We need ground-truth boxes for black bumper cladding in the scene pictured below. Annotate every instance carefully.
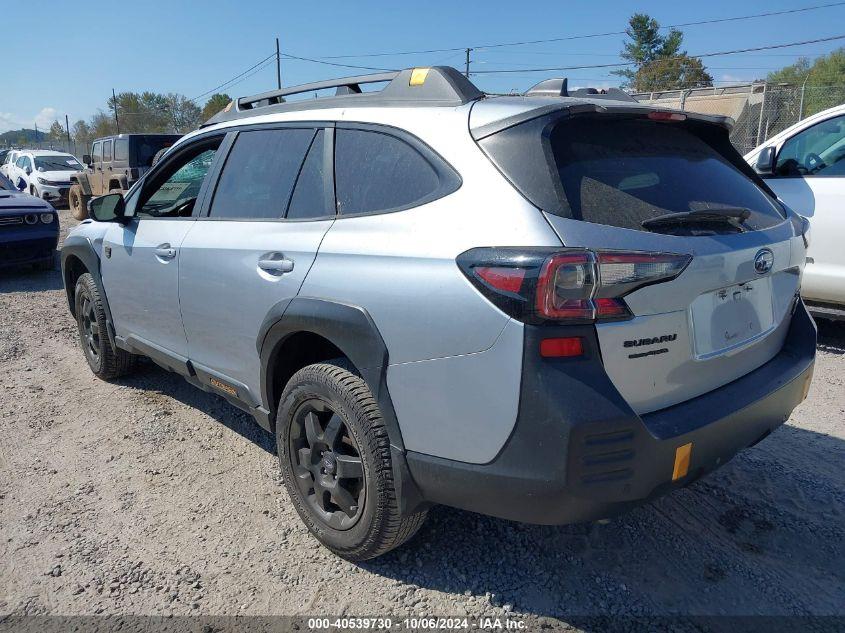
[406,301,816,525]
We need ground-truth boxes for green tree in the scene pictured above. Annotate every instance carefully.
[201,93,231,121]
[767,48,845,117]
[614,13,712,92]
[48,121,66,142]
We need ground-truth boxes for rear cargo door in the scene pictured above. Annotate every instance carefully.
[478,112,803,414]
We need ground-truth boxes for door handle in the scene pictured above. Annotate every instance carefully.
[258,255,294,274]
[154,244,177,260]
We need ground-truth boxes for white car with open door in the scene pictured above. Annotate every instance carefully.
[747,104,845,320]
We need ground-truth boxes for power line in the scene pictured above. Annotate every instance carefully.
[279,52,395,72]
[190,53,277,103]
[301,1,845,59]
[471,33,845,73]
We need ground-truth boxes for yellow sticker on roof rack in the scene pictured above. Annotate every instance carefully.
[410,68,430,86]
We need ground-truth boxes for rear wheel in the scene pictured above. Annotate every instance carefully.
[74,273,137,379]
[68,185,89,220]
[277,361,427,561]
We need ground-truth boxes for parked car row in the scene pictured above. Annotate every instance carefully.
[0,150,83,206]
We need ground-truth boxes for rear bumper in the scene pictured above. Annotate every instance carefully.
[406,300,816,524]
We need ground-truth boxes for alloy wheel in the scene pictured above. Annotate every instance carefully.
[289,398,365,530]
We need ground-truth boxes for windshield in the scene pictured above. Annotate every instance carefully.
[34,155,82,172]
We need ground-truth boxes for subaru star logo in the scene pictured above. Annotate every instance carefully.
[754,248,774,274]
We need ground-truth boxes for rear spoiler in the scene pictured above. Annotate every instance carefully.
[470,101,734,141]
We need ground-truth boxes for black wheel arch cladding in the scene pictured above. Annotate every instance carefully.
[61,236,118,348]
[259,297,426,515]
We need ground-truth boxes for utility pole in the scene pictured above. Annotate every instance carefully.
[465,48,472,78]
[34,122,39,146]
[276,38,282,89]
[65,114,72,153]
[112,88,121,134]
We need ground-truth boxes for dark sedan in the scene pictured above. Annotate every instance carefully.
[0,172,59,270]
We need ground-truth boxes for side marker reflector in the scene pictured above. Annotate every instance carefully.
[672,442,692,481]
[410,67,430,86]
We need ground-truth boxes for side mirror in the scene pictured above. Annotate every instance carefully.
[754,146,776,176]
[88,193,127,223]
[25,166,32,175]
[82,154,92,166]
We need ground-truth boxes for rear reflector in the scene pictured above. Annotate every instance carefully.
[540,337,583,358]
[672,442,693,480]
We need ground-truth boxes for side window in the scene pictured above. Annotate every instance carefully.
[16,156,26,168]
[287,130,329,219]
[209,128,314,220]
[776,115,845,177]
[334,129,441,215]
[92,142,102,164]
[103,140,113,162]
[136,139,221,218]
[114,139,129,162]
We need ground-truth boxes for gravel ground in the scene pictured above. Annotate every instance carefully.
[0,207,843,628]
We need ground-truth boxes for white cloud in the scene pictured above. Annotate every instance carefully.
[34,107,59,130]
[0,107,62,133]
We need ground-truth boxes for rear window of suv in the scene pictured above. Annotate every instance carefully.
[480,114,785,233]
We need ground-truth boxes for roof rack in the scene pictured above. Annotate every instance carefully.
[524,78,638,103]
[204,66,484,127]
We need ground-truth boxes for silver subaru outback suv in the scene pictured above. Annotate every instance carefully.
[62,67,816,560]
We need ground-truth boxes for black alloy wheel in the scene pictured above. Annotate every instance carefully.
[289,398,365,530]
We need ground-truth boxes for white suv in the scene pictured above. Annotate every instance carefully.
[7,150,83,205]
[747,104,845,320]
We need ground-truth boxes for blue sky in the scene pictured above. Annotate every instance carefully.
[2,0,844,133]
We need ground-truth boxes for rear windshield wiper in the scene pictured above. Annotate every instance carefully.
[641,207,751,232]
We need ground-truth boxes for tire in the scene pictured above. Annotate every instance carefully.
[74,273,137,379]
[68,185,89,220]
[277,361,427,561]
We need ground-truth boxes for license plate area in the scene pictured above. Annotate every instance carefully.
[690,278,775,359]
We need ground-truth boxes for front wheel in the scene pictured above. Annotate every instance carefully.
[277,362,427,561]
[74,273,137,379]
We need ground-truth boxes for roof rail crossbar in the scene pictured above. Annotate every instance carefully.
[202,67,485,126]
[238,72,398,110]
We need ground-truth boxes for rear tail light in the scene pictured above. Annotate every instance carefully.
[458,247,691,324]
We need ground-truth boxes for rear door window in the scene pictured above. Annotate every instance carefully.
[287,130,330,219]
[334,129,441,215]
[209,128,314,220]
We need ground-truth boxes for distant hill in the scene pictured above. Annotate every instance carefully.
[0,128,45,147]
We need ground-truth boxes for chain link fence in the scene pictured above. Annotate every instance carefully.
[1,137,84,159]
[632,83,845,155]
